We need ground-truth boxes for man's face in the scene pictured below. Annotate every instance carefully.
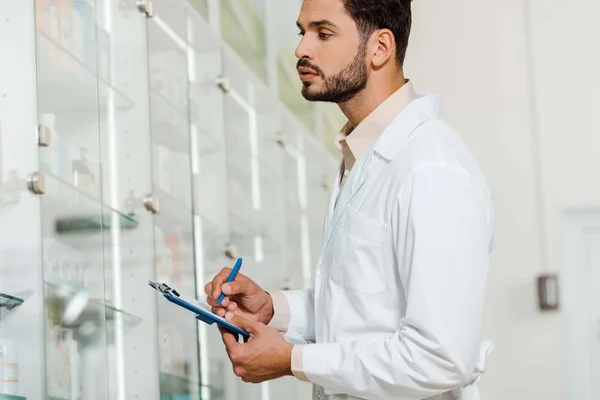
[296,0,368,103]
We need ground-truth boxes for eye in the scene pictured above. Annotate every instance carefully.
[318,32,332,40]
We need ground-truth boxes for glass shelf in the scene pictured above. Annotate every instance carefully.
[159,372,198,400]
[0,292,25,319]
[150,91,192,155]
[45,281,142,331]
[159,372,219,399]
[149,86,203,129]
[188,0,208,18]
[0,394,27,400]
[36,30,134,115]
[0,291,29,322]
[151,87,191,124]
[40,172,139,235]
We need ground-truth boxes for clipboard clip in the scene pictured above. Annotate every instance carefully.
[148,281,180,297]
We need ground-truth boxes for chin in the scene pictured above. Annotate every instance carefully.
[301,85,324,101]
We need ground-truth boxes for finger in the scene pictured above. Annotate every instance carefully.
[210,268,233,299]
[228,314,259,334]
[206,296,219,307]
[204,282,212,298]
[212,307,226,317]
[221,328,239,353]
[227,302,238,312]
[219,296,231,308]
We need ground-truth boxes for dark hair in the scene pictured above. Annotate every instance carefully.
[342,0,412,66]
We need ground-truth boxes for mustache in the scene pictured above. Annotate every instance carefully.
[297,58,324,77]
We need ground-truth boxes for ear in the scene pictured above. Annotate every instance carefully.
[370,29,395,68]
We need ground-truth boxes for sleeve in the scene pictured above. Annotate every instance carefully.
[268,289,316,344]
[294,165,493,399]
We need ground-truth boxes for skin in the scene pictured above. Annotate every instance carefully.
[295,0,407,126]
[206,0,410,384]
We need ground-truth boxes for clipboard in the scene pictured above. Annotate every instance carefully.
[148,281,250,342]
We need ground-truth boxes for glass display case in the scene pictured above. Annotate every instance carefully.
[33,0,161,399]
[220,0,268,83]
[0,0,336,399]
[222,46,281,400]
[187,9,231,400]
[147,0,200,398]
[0,2,44,399]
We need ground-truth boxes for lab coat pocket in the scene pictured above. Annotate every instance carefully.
[331,210,387,294]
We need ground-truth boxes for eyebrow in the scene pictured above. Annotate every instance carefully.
[296,20,338,30]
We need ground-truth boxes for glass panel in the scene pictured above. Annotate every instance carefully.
[34,0,109,398]
[220,0,267,82]
[188,0,208,19]
[280,117,305,291]
[321,103,346,155]
[40,173,110,399]
[304,138,335,271]
[96,1,160,399]
[277,49,314,131]
[147,2,200,398]
[0,2,45,399]
[256,109,286,293]
[187,14,230,400]
[222,46,285,400]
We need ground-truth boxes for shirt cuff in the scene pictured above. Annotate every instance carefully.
[267,291,291,332]
[291,344,309,382]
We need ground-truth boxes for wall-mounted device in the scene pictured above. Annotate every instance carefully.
[537,274,559,311]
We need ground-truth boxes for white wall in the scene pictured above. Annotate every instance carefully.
[406,0,599,398]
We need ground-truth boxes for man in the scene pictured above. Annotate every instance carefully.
[205,0,494,398]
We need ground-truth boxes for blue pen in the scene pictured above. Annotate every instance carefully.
[217,258,243,305]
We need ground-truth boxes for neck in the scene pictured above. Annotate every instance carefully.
[338,73,406,128]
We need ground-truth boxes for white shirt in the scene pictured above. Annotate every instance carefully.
[271,91,494,400]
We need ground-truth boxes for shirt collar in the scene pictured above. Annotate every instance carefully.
[334,80,418,160]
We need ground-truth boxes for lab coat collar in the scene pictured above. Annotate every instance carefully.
[322,93,443,248]
[373,93,444,161]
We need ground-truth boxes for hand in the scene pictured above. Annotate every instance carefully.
[204,268,274,325]
[220,315,293,383]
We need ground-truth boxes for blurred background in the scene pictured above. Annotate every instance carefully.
[0,0,598,400]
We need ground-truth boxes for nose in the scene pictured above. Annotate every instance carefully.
[295,35,314,60]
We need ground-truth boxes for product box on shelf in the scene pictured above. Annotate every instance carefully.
[72,0,95,70]
[0,339,18,395]
[36,0,60,40]
[47,327,79,399]
[154,226,173,279]
[164,233,181,283]
[58,0,74,49]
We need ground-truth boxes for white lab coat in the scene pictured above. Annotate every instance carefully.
[282,94,494,400]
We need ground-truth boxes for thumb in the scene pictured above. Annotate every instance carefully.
[228,314,260,334]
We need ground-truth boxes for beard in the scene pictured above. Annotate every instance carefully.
[299,42,368,104]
